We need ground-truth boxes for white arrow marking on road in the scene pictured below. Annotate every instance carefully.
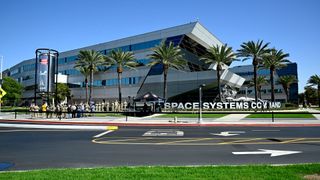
[211,131,245,137]
[232,149,302,157]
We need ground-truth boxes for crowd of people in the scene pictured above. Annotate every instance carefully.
[29,100,130,120]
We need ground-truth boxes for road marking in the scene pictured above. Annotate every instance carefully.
[211,131,245,137]
[92,137,320,146]
[157,138,212,145]
[219,138,263,145]
[93,130,115,138]
[252,130,280,132]
[107,137,153,142]
[143,129,184,137]
[280,138,305,144]
[92,137,153,144]
[106,126,118,130]
[232,149,302,157]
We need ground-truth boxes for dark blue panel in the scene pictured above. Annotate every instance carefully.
[165,35,183,46]
[276,63,298,76]
[148,64,164,76]
[276,63,298,103]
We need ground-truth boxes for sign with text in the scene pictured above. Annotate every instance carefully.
[165,101,281,110]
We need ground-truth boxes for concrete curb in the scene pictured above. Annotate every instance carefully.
[1,119,320,127]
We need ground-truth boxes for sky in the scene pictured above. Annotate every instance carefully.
[0,0,319,92]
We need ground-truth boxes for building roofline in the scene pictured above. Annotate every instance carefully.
[60,21,199,56]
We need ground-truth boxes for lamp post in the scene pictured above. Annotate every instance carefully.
[245,86,248,100]
[198,84,206,124]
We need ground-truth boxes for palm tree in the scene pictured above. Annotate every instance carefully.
[307,74,320,107]
[147,41,186,100]
[237,40,270,102]
[249,76,268,99]
[262,48,290,102]
[201,44,237,102]
[105,49,138,104]
[277,75,297,103]
[74,66,90,104]
[75,50,104,103]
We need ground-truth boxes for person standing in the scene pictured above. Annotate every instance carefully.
[41,102,47,118]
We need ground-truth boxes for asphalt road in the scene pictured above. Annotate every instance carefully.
[1,126,320,170]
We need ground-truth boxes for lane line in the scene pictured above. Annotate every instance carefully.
[280,138,306,144]
[92,138,320,146]
[219,138,263,145]
[157,138,212,145]
[93,130,114,138]
[252,130,280,132]
[106,137,154,142]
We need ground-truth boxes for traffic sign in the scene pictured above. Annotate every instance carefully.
[0,87,6,98]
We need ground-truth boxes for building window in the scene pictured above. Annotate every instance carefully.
[67,56,77,63]
[23,64,35,71]
[166,35,183,46]
[22,75,33,81]
[131,39,161,51]
[10,68,20,75]
[136,59,151,66]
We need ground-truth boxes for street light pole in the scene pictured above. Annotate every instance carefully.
[198,84,206,124]
[245,86,248,100]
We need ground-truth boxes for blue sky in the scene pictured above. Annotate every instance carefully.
[0,0,319,92]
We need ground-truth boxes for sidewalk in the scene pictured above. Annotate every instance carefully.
[1,109,320,127]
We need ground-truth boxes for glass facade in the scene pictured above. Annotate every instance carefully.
[131,39,161,51]
[23,64,35,72]
[78,76,142,88]
[67,56,77,63]
[230,63,298,103]
[22,75,34,81]
[10,68,20,75]
[165,35,183,46]
[136,59,151,65]
[58,57,67,64]
[59,69,81,75]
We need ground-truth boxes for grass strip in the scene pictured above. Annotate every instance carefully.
[159,113,226,118]
[1,164,320,179]
[246,113,315,118]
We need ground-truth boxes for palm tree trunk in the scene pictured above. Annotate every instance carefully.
[286,87,289,103]
[253,59,258,103]
[217,68,221,102]
[85,78,88,104]
[89,70,93,102]
[270,69,275,102]
[163,65,168,100]
[258,86,262,99]
[118,72,122,104]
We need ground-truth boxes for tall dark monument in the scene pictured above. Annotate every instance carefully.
[34,48,59,105]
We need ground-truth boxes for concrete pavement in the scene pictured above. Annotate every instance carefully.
[0,108,320,127]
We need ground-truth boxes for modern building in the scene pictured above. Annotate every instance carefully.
[229,63,298,104]
[3,22,245,104]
